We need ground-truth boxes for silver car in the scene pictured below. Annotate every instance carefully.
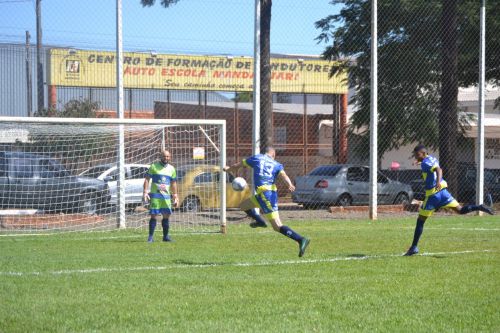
[79,164,150,207]
[292,164,413,208]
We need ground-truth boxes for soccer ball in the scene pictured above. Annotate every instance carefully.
[232,177,247,191]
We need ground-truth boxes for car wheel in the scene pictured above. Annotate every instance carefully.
[337,194,352,207]
[79,192,97,215]
[393,193,410,206]
[181,196,201,213]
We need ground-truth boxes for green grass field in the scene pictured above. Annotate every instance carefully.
[1,215,499,332]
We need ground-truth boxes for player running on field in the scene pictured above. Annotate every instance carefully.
[404,145,494,256]
[224,147,310,257]
[143,150,179,243]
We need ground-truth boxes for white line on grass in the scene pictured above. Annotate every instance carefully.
[427,227,500,231]
[0,250,493,277]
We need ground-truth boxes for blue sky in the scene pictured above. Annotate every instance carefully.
[0,0,340,56]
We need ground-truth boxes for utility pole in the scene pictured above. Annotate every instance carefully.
[476,0,486,209]
[26,31,33,117]
[36,0,44,113]
[116,0,126,229]
[369,0,378,220]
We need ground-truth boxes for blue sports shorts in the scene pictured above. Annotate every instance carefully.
[419,188,459,217]
[250,190,279,219]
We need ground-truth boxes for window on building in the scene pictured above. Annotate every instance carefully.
[274,127,287,151]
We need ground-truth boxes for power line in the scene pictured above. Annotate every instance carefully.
[0,0,32,3]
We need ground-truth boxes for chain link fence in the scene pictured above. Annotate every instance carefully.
[0,0,499,227]
[322,1,500,215]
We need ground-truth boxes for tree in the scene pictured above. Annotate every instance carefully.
[141,0,274,151]
[316,0,500,188]
[233,92,253,103]
[35,99,103,118]
[23,99,109,170]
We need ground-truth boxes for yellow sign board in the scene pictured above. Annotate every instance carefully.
[193,147,205,160]
[49,49,348,94]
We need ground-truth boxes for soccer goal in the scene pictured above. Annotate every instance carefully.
[0,117,226,234]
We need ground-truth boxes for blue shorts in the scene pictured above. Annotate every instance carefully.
[251,190,279,219]
[419,188,459,217]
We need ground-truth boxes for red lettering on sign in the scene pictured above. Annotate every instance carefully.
[161,69,206,77]
[124,66,155,75]
[270,71,295,80]
[212,71,253,79]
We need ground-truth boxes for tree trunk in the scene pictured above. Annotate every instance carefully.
[440,0,458,192]
[260,0,273,151]
[332,94,339,162]
[339,93,348,164]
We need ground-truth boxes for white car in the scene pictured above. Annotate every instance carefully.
[79,164,149,206]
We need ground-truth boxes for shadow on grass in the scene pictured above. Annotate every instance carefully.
[425,254,447,259]
[172,259,223,266]
[96,238,145,243]
[346,253,368,258]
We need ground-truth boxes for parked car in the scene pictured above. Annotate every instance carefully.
[0,152,110,214]
[176,164,251,212]
[411,168,500,203]
[292,164,413,208]
[79,163,149,208]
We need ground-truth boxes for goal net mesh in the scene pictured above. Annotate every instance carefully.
[0,120,224,234]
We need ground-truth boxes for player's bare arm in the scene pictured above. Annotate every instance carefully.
[143,175,151,202]
[223,161,244,175]
[171,180,179,208]
[435,166,443,191]
[279,170,295,192]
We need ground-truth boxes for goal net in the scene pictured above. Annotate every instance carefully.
[0,117,226,234]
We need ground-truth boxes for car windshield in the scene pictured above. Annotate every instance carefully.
[80,166,110,178]
[309,166,341,176]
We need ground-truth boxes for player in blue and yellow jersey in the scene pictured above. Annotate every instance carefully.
[404,145,494,256]
[143,150,179,243]
[224,147,310,257]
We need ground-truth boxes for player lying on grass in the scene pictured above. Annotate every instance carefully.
[224,147,310,257]
[143,150,179,243]
[405,145,494,256]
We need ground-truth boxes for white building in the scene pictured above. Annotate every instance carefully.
[381,85,500,169]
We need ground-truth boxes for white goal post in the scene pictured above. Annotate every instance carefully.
[0,116,226,234]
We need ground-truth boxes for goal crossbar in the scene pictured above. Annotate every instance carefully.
[0,116,226,127]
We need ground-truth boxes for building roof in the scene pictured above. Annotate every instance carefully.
[458,84,500,102]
